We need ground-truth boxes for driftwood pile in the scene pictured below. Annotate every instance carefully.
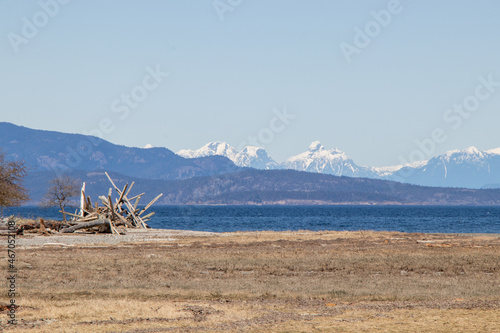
[1,172,163,235]
[62,172,163,234]
[0,218,65,235]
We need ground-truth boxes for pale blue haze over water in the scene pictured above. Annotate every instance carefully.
[4,206,500,234]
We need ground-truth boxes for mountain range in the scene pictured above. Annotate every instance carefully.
[177,141,500,189]
[178,142,278,170]
[2,122,500,206]
[0,122,240,181]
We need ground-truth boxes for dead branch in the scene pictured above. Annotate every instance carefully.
[60,218,110,233]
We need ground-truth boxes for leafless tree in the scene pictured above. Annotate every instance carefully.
[42,176,80,221]
[0,150,29,216]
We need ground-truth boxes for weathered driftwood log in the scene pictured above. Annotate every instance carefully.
[60,218,111,233]
[22,220,70,231]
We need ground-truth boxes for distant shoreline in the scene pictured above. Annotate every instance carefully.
[14,202,500,207]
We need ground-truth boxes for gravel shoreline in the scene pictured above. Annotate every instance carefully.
[12,228,500,248]
[16,229,218,248]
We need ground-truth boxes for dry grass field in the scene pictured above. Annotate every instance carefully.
[1,229,499,332]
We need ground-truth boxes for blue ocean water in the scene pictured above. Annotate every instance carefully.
[3,205,500,234]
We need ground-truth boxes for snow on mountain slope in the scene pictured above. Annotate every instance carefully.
[177,141,239,161]
[177,141,500,188]
[440,146,487,164]
[234,146,278,169]
[371,159,432,178]
[428,147,490,180]
[281,141,376,178]
[371,165,404,177]
[389,146,500,188]
[486,147,500,155]
[177,142,278,169]
[281,143,500,188]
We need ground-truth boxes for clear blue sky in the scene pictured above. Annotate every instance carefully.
[1,0,499,166]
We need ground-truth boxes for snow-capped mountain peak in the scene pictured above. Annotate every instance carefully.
[440,146,485,163]
[203,141,238,159]
[308,141,323,152]
[240,146,262,156]
[397,145,499,188]
[283,142,374,177]
[235,146,278,169]
[177,141,500,188]
[177,142,278,169]
[287,141,346,161]
[464,146,481,155]
[308,140,344,155]
[177,141,238,160]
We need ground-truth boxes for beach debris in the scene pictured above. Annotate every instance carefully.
[0,216,28,236]
[41,243,74,247]
[183,305,221,322]
[425,243,453,248]
[0,302,19,312]
[60,172,163,234]
[1,172,162,235]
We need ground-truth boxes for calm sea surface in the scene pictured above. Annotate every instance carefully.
[3,205,500,234]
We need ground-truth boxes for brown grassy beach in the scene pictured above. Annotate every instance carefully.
[1,228,499,332]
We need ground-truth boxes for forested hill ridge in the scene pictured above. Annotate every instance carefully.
[155,169,500,205]
[0,122,240,180]
[23,169,500,206]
